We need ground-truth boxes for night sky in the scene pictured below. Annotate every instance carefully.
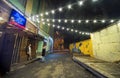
[45,0,120,47]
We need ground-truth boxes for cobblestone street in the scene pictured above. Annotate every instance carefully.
[4,53,96,78]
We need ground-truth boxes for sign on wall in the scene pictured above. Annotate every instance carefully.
[9,9,26,29]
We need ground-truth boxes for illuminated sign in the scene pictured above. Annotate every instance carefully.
[9,9,26,29]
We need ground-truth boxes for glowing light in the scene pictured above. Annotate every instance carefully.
[45,12,49,15]
[58,19,61,23]
[101,20,105,23]
[51,10,55,14]
[68,4,72,9]
[57,26,60,29]
[78,1,84,6]
[71,29,74,32]
[75,30,78,32]
[67,28,70,31]
[40,13,43,17]
[64,19,68,23]
[59,7,63,12]
[86,20,89,23]
[47,19,50,22]
[78,20,81,23]
[79,32,81,34]
[82,32,85,35]
[48,23,50,26]
[53,25,55,27]
[62,27,65,30]
[41,19,44,22]
[71,20,75,23]
[93,20,97,23]
[110,20,114,23]
[52,19,55,22]
[36,15,39,17]
[43,22,45,25]
[92,0,98,2]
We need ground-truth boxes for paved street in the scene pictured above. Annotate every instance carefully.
[4,53,97,78]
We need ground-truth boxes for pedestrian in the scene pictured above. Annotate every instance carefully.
[41,43,46,62]
[26,44,32,60]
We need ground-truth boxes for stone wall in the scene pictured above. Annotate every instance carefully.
[91,22,120,62]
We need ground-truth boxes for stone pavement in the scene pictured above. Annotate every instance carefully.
[3,53,96,78]
[73,55,120,78]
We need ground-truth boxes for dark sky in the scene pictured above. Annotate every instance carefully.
[45,0,120,46]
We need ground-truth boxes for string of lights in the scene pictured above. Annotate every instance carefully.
[31,17,118,24]
[41,22,91,36]
[29,0,98,18]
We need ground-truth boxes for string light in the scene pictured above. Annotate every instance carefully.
[58,19,61,22]
[57,26,60,29]
[40,13,43,17]
[62,27,65,30]
[71,20,75,23]
[93,20,97,23]
[110,20,114,23]
[47,19,50,22]
[86,20,89,23]
[53,24,55,27]
[101,20,105,23]
[78,1,84,6]
[59,7,63,12]
[36,15,39,17]
[68,4,72,9]
[64,19,68,23]
[45,12,49,15]
[67,28,70,31]
[92,0,98,2]
[52,19,55,22]
[51,10,55,14]
[44,22,90,36]
[78,20,81,23]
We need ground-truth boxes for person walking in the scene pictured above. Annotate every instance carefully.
[41,43,46,62]
[26,44,32,60]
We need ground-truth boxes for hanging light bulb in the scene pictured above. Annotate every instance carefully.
[40,13,43,17]
[78,20,81,23]
[36,15,39,17]
[68,4,72,9]
[53,25,55,27]
[59,7,63,12]
[45,12,49,15]
[78,1,84,6]
[48,23,50,26]
[41,19,44,22]
[92,0,98,2]
[110,20,114,23]
[57,26,60,29]
[52,19,55,22]
[71,20,75,23]
[75,30,78,33]
[51,10,55,14]
[86,20,89,23]
[67,28,70,31]
[47,19,50,22]
[79,32,81,34]
[71,29,74,32]
[58,19,61,23]
[62,27,65,30]
[64,19,67,23]
[101,20,105,23]
[93,20,97,23]
[43,22,45,25]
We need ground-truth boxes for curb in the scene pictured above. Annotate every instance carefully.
[11,58,39,72]
[73,58,108,78]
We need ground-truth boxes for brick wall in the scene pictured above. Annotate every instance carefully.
[91,22,120,62]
